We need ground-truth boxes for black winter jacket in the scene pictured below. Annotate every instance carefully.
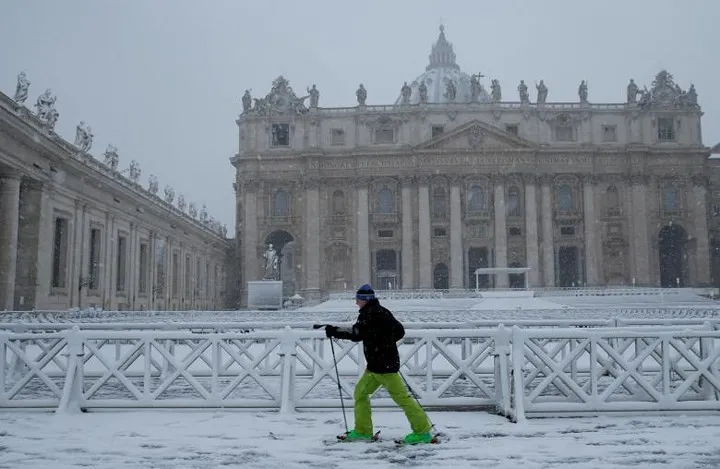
[332,299,405,373]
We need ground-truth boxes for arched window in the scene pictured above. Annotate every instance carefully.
[467,185,486,213]
[332,190,345,215]
[273,190,290,217]
[507,186,521,217]
[557,184,573,211]
[432,187,447,219]
[606,185,620,215]
[376,187,395,214]
[662,186,678,212]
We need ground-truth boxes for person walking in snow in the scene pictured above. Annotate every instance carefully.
[324,284,433,444]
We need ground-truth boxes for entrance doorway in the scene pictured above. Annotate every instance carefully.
[558,246,579,287]
[468,247,489,288]
[433,263,449,290]
[659,224,686,287]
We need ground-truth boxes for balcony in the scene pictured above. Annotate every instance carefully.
[371,213,400,225]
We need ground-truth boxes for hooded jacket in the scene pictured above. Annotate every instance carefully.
[332,299,405,373]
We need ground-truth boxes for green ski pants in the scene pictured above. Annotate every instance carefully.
[353,370,431,435]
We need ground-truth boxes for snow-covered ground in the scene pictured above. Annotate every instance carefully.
[2,410,720,468]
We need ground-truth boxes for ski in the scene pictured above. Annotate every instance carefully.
[325,430,381,445]
[394,433,443,446]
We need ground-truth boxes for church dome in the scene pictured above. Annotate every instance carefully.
[395,26,491,105]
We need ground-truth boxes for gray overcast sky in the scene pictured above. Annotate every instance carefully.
[1,0,717,229]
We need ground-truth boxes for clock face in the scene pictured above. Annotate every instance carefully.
[273,94,289,111]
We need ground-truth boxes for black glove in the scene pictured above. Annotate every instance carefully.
[325,325,338,339]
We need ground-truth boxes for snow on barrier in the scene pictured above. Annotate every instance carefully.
[1,323,719,420]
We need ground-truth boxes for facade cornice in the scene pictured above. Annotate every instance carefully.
[0,92,227,242]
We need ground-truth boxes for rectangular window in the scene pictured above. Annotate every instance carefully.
[555,125,574,141]
[272,123,290,146]
[508,227,522,236]
[116,235,127,292]
[602,125,617,142]
[505,124,519,136]
[374,128,394,144]
[172,252,179,298]
[51,217,69,288]
[378,229,393,238]
[139,243,149,294]
[433,227,447,237]
[331,128,345,145]
[88,228,102,290]
[560,226,575,236]
[657,117,675,141]
[431,125,444,139]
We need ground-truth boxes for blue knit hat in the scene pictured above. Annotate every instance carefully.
[355,284,376,301]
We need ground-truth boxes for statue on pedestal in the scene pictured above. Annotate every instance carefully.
[13,72,30,104]
[418,81,428,104]
[262,243,279,280]
[74,121,93,152]
[578,80,589,103]
[104,144,119,171]
[148,175,159,195]
[627,79,639,104]
[356,84,367,106]
[242,90,252,113]
[518,80,529,104]
[491,79,502,102]
[535,80,548,104]
[400,82,411,104]
[307,84,319,107]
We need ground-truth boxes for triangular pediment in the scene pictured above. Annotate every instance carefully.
[416,120,535,151]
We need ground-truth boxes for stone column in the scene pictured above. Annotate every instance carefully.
[493,176,508,288]
[0,172,21,310]
[692,175,711,285]
[629,175,651,284]
[418,177,432,288]
[128,222,136,310]
[34,182,54,309]
[582,175,600,285]
[355,180,370,284]
[243,182,259,288]
[523,175,541,288]
[450,181,463,288]
[401,177,415,289]
[304,179,321,296]
[540,175,555,286]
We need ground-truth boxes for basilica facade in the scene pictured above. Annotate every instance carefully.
[233,27,711,304]
[0,85,231,312]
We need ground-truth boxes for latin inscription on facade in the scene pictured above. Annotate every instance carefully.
[307,154,594,171]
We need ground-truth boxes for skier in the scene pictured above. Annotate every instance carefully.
[324,284,433,444]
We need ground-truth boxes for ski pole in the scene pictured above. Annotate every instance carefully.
[314,324,349,434]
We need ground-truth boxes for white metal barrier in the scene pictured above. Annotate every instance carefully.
[502,325,720,422]
[2,324,719,420]
[0,327,499,413]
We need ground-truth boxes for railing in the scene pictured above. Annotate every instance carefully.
[503,326,720,422]
[2,324,719,419]
[0,327,499,412]
[2,305,720,326]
